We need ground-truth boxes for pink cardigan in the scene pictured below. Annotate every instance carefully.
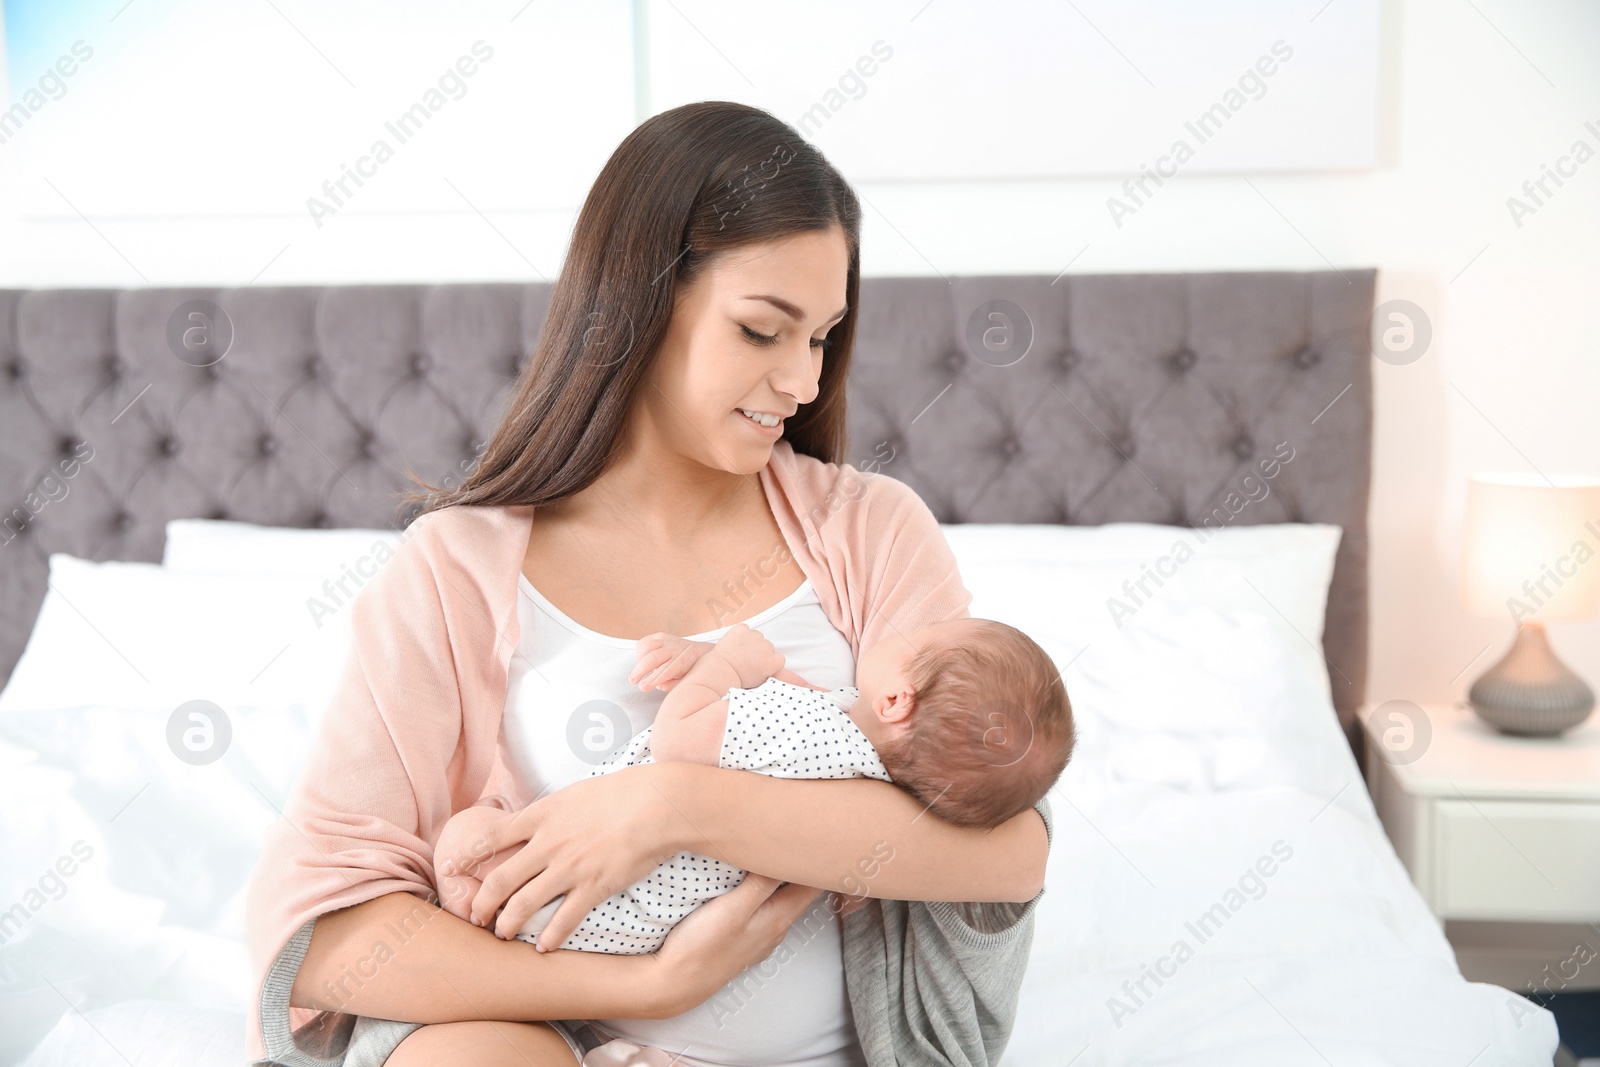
[243,440,974,1061]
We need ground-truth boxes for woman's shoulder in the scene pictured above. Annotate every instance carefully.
[359,501,532,605]
[399,501,533,558]
[770,441,933,527]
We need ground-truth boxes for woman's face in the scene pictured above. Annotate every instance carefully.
[639,225,850,476]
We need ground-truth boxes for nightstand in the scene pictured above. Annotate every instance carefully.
[1359,701,1600,923]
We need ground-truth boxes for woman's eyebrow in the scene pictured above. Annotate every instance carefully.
[742,294,849,325]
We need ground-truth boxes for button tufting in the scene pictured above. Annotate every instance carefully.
[158,435,180,457]
[58,436,81,457]
[310,511,332,529]
[305,354,323,377]
[1231,434,1254,459]
[411,353,432,375]
[506,353,523,376]
[944,350,964,372]
[112,511,133,532]
[104,354,123,377]
[1059,348,1079,372]
[1002,438,1022,458]
[6,360,23,380]
[209,508,229,521]
[1111,433,1136,458]
[203,363,220,381]
[1292,346,1320,369]
[1170,348,1197,373]
[357,431,377,459]
[257,434,278,457]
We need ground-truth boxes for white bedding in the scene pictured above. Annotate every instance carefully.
[1005,740,1553,1064]
[0,520,1558,1065]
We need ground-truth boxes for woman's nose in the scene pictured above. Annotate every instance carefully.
[772,341,822,406]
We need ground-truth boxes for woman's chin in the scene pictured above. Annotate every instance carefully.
[713,436,779,476]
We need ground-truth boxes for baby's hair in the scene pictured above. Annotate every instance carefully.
[876,619,1073,830]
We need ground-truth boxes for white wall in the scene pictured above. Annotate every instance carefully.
[2,0,1597,707]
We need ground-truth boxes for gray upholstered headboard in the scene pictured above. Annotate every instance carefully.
[0,270,1374,750]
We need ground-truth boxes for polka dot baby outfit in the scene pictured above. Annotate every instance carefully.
[515,678,890,954]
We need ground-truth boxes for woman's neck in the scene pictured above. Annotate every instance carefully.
[558,437,765,537]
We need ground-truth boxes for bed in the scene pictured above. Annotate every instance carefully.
[0,272,1558,1065]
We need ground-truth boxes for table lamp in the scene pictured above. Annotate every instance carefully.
[1461,473,1600,736]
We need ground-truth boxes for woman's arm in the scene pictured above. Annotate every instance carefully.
[656,762,1048,904]
[461,761,1048,948]
[292,893,674,1020]
[292,873,823,1023]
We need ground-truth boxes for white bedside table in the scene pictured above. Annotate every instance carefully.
[1360,700,1600,923]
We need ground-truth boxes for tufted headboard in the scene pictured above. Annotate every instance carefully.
[0,270,1374,751]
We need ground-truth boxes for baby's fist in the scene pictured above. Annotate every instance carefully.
[713,623,784,688]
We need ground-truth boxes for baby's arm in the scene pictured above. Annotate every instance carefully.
[650,624,784,765]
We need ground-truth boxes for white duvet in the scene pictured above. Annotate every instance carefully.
[0,521,1559,1065]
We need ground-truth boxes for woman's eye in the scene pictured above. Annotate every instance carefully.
[741,324,832,352]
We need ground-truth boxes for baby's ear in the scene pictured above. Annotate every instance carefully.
[875,686,917,724]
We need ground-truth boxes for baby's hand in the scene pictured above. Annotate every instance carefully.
[631,633,715,692]
[710,623,785,689]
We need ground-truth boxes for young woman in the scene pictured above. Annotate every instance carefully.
[244,100,1050,1066]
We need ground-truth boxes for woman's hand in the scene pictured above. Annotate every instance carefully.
[629,633,715,692]
[442,763,686,945]
[651,873,824,1015]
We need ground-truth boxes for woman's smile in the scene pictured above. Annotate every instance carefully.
[738,407,786,436]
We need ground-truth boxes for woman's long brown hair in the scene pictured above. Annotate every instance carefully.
[403,100,863,519]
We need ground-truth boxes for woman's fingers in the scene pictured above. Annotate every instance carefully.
[492,869,571,941]
[527,882,614,952]
[730,870,781,903]
[448,807,537,873]
[758,881,826,933]
[469,842,548,927]
[832,891,870,918]
[724,873,822,934]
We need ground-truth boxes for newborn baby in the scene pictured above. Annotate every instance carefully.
[435,616,1073,953]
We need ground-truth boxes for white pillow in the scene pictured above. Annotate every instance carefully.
[940,522,1345,765]
[1074,597,1358,792]
[0,554,356,716]
[940,522,1340,644]
[162,518,407,578]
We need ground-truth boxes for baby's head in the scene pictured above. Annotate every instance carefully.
[851,618,1074,830]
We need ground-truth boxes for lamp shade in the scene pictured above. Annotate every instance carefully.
[1461,473,1600,622]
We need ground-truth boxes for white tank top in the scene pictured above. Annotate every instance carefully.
[501,571,865,1067]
